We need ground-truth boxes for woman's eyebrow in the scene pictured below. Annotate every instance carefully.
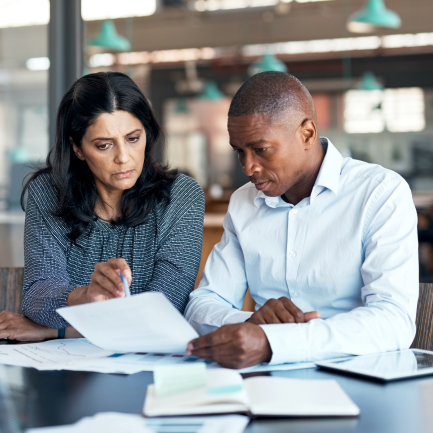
[125,128,142,135]
[91,128,142,142]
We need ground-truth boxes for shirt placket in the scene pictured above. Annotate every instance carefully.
[286,206,302,300]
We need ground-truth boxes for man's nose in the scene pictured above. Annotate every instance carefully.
[241,154,260,177]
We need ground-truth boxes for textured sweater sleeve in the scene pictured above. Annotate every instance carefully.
[21,180,77,329]
[146,177,204,314]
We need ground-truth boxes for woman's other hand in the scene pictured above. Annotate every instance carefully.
[67,258,132,306]
[0,311,57,341]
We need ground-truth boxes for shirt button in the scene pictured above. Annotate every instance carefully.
[292,209,298,214]
[292,291,299,298]
[289,250,296,258]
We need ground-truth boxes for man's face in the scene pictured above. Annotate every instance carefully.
[228,113,309,197]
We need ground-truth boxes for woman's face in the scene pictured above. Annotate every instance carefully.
[72,110,146,195]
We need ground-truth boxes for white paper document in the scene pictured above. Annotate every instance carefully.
[57,292,199,353]
[0,339,114,371]
[0,338,315,374]
[26,412,250,433]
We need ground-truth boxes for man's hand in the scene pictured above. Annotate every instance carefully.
[0,311,57,341]
[248,297,320,325]
[68,258,132,306]
[186,323,272,369]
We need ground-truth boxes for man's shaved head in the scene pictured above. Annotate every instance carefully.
[228,71,316,128]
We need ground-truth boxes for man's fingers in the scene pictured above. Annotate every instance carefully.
[279,297,305,323]
[187,328,233,352]
[273,303,297,323]
[304,311,321,321]
[262,309,284,324]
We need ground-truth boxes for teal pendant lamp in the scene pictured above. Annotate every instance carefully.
[88,20,131,51]
[175,97,189,113]
[356,71,384,91]
[200,81,224,100]
[347,0,401,33]
[248,52,287,76]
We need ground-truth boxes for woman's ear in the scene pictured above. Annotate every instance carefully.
[70,137,85,161]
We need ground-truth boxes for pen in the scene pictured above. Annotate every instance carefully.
[119,271,131,297]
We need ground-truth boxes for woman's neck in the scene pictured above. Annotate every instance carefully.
[94,186,123,222]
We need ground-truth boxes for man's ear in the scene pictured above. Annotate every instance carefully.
[70,137,85,161]
[299,119,317,150]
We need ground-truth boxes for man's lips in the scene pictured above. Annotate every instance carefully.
[253,180,270,191]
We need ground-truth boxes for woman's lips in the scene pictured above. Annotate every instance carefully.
[114,170,134,179]
[254,181,270,191]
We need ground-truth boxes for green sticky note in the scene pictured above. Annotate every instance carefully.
[153,362,207,397]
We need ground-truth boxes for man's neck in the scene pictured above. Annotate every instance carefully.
[283,140,326,206]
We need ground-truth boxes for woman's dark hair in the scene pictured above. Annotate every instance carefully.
[21,71,177,243]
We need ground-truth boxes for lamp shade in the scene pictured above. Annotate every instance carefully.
[347,0,401,33]
[248,53,287,76]
[88,20,131,52]
[200,81,224,100]
[356,71,384,91]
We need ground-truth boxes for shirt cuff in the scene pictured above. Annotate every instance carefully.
[259,323,308,365]
[222,310,253,325]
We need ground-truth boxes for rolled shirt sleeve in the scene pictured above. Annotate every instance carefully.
[184,210,253,335]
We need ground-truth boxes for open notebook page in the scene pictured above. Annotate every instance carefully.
[244,376,360,417]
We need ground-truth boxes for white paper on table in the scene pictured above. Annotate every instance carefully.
[63,353,316,375]
[63,352,218,374]
[0,338,316,374]
[0,339,114,370]
[57,292,199,354]
[238,360,316,373]
[25,412,250,433]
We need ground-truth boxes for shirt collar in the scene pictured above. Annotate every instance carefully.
[311,137,342,200]
[253,137,343,209]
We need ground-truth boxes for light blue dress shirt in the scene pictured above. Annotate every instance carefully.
[185,138,419,364]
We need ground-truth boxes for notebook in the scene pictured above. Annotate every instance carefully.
[143,368,360,418]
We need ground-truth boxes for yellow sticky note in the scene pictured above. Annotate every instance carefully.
[154,362,207,397]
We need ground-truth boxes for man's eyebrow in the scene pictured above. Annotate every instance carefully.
[91,128,142,142]
[230,139,268,148]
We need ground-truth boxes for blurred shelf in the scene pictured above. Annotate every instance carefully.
[0,212,25,224]
[203,213,225,227]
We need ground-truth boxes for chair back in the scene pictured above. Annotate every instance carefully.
[0,267,24,314]
[411,283,433,351]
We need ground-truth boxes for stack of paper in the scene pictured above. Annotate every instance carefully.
[26,413,250,433]
[0,292,316,374]
[0,338,315,374]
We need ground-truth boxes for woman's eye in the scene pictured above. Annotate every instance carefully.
[97,143,110,150]
[128,136,140,143]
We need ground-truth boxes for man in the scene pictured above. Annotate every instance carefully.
[184,71,418,369]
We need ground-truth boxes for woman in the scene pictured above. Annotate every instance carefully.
[0,72,204,340]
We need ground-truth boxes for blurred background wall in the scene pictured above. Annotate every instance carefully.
[1,0,433,292]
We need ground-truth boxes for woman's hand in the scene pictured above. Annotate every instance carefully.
[67,258,132,306]
[0,311,57,341]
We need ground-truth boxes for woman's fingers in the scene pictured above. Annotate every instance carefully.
[0,312,56,341]
[89,259,132,300]
[91,271,120,298]
[109,258,132,285]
